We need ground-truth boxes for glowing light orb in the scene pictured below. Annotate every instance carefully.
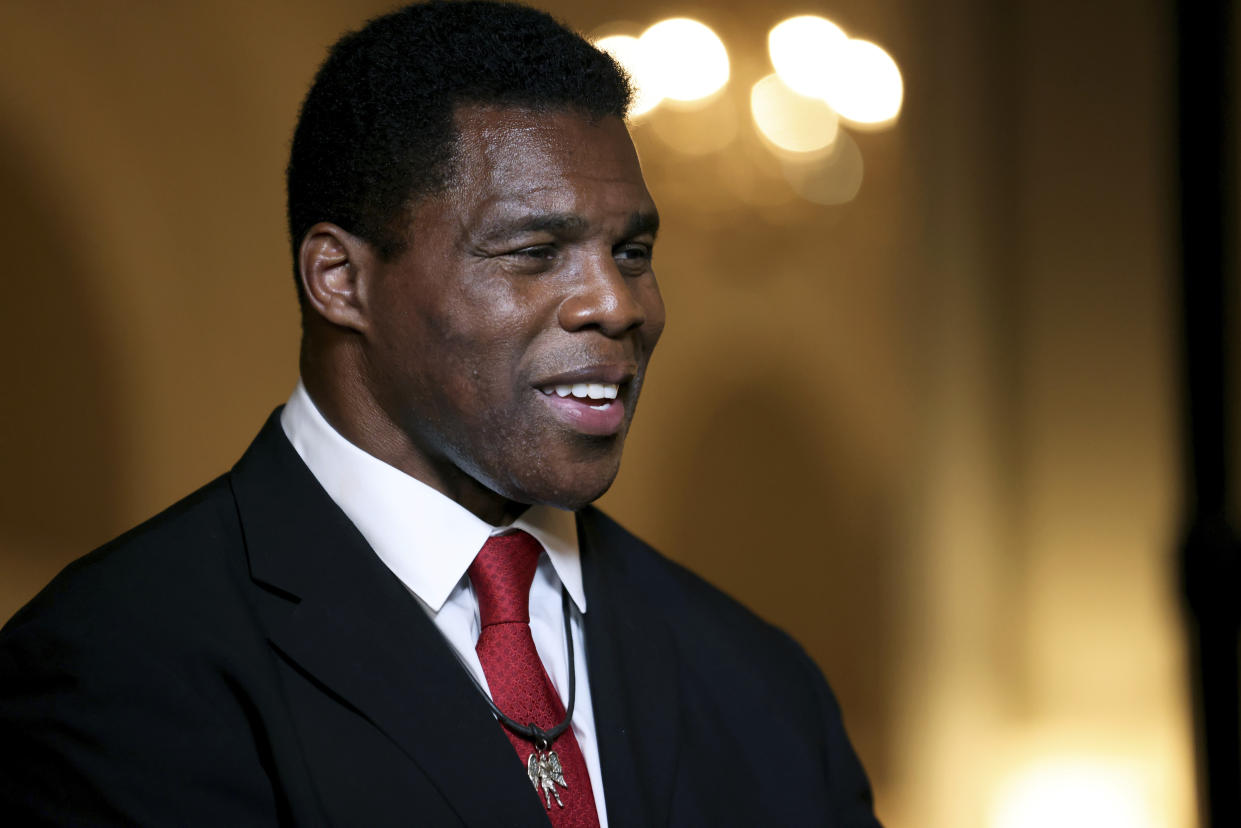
[822,39,903,127]
[767,15,848,100]
[639,18,729,102]
[990,760,1155,828]
[750,73,839,153]
[594,34,663,118]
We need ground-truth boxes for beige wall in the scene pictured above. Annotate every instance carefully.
[0,1,1194,825]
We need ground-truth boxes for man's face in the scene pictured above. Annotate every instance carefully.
[361,106,664,517]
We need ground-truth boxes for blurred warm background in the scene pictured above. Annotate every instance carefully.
[0,0,1193,825]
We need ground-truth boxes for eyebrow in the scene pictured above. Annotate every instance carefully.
[624,210,661,239]
[476,213,585,243]
[477,210,660,244]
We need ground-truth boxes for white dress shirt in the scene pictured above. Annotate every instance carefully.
[280,382,608,825]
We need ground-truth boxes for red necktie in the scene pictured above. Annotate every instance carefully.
[468,531,600,827]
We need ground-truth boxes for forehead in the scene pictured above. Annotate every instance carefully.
[443,105,654,220]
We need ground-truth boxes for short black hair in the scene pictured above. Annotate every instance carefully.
[286,0,632,288]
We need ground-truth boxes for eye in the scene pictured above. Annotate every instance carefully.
[501,244,558,274]
[614,243,653,274]
[514,245,557,260]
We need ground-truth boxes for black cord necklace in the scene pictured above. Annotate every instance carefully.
[458,587,578,809]
[463,586,577,750]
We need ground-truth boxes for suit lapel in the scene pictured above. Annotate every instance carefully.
[578,509,681,827]
[229,413,550,828]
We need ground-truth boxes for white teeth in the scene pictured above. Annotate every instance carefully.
[543,382,621,401]
[589,403,612,410]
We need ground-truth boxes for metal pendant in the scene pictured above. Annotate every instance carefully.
[527,748,568,809]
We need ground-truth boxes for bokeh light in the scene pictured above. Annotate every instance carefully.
[767,15,848,100]
[594,34,663,118]
[599,13,901,205]
[781,129,864,206]
[990,759,1156,828]
[750,73,839,153]
[768,16,903,129]
[821,39,903,127]
[639,18,730,102]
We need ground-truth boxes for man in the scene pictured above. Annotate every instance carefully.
[0,3,881,826]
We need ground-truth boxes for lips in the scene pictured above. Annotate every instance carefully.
[533,366,635,436]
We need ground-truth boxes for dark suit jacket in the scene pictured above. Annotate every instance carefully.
[0,412,881,827]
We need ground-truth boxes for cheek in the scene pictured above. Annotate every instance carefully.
[639,281,666,350]
[442,327,529,406]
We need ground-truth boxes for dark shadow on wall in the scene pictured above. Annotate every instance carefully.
[648,371,898,787]
[0,121,124,613]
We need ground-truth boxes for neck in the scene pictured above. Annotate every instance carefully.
[300,342,529,527]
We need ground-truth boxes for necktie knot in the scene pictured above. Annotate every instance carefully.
[468,530,542,628]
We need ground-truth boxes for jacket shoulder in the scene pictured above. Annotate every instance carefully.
[579,506,834,716]
[580,506,801,654]
[3,474,246,637]
[579,507,882,826]
[1,471,253,665]
[0,472,290,825]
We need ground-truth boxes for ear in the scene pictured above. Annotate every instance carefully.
[298,222,377,333]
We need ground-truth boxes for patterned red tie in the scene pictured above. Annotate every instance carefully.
[468,531,600,827]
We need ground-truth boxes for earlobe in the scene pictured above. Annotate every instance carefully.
[299,222,373,332]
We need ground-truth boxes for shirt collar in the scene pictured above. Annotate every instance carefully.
[278,381,585,614]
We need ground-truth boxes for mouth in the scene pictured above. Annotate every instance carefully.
[538,381,620,410]
[533,367,635,436]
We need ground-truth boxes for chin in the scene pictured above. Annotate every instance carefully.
[541,485,612,512]
[511,458,623,512]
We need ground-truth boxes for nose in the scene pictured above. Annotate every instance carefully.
[557,253,649,337]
